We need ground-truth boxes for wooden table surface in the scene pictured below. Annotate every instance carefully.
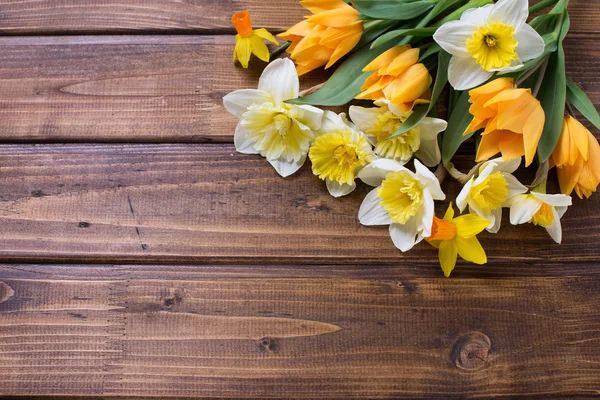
[0,1,599,398]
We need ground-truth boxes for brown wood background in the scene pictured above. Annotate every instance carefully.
[0,1,599,398]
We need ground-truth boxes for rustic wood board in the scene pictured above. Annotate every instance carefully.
[1,0,600,398]
[0,264,599,398]
[0,34,596,143]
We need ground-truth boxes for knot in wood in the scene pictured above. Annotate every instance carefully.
[452,332,491,371]
[0,281,15,305]
[258,337,278,353]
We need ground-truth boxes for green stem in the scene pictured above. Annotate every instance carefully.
[566,101,576,117]
[529,0,560,15]
[532,57,550,97]
[269,42,291,60]
[516,55,550,87]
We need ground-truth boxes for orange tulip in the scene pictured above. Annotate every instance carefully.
[356,45,432,115]
[463,78,545,167]
[551,116,600,199]
[278,0,363,76]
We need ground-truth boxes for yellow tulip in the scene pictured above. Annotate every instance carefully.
[426,204,489,278]
[356,46,432,115]
[463,78,545,167]
[232,11,278,68]
[552,116,600,199]
[279,0,363,76]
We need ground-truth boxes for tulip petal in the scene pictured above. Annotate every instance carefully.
[455,236,487,264]
[259,58,300,104]
[433,21,477,58]
[515,23,545,62]
[326,179,356,198]
[439,240,458,277]
[223,89,272,119]
[448,56,494,91]
[359,189,392,226]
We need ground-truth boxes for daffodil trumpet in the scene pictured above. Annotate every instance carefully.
[231,11,279,68]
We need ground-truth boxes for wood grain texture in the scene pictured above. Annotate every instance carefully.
[0,0,306,34]
[0,144,598,265]
[0,0,595,35]
[0,263,599,398]
[0,34,596,143]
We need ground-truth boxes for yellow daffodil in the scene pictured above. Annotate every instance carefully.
[426,204,490,277]
[463,78,545,167]
[232,11,278,68]
[279,0,363,76]
[507,189,572,244]
[358,159,446,252]
[355,46,432,115]
[349,100,447,166]
[456,157,528,233]
[223,59,324,177]
[309,111,376,197]
[433,0,545,90]
[551,116,600,199]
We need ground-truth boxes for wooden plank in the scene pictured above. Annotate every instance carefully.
[0,34,597,143]
[0,0,595,35]
[0,0,306,34]
[0,144,598,265]
[0,263,599,398]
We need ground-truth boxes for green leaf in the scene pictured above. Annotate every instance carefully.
[442,91,474,163]
[353,0,434,20]
[567,78,600,131]
[390,50,451,138]
[536,11,569,162]
[371,27,437,49]
[356,19,400,49]
[287,41,397,107]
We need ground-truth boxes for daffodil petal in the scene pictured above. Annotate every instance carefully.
[545,207,563,244]
[259,58,300,104]
[460,4,493,25]
[223,89,272,119]
[414,159,446,201]
[289,105,324,131]
[419,118,448,140]
[253,28,279,45]
[509,194,542,225]
[530,192,573,208]
[268,154,307,178]
[348,106,383,133]
[488,0,529,31]
[439,240,458,277]
[234,124,259,154]
[415,138,441,167]
[235,37,252,68]
[389,219,422,252]
[455,236,487,264]
[358,159,406,187]
[433,21,477,58]
[504,173,529,198]
[420,190,435,238]
[359,189,392,226]
[448,56,494,91]
[487,207,503,233]
[454,214,491,238]
[456,178,474,212]
[326,179,356,198]
[514,23,545,62]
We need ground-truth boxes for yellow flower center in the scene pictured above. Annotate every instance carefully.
[470,172,509,213]
[428,217,457,241]
[309,130,374,185]
[530,202,555,227]
[367,111,421,162]
[243,104,313,163]
[377,171,424,224]
[466,22,518,71]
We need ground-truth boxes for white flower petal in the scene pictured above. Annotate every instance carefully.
[460,4,494,25]
[556,206,568,219]
[509,194,542,225]
[326,179,356,198]
[414,159,445,201]
[223,89,272,119]
[415,138,441,167]
[349,106,383,133]
[448,56,494,91]
[515,23,545,62]
[492,156,521,174]
[487,207,503,233]
[419,118,448,140]
[258,58,299,105]
[545,208,563,244]
[504,174,529,198]
[359,189,392,226]
[289,105,324,131]
[358,159,406,187]
[420,190,435,238]
[488,0,529,31]
[433,21,478,58]
[531,192,573,208]
[474,161,497,185]
[268,154,307,178]
[319,110,346,135]
[234,124,259,154]
[456,178,474,212]
[389,219,422,253]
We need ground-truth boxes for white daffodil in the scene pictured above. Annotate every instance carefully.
[507,191,572,244]
[223,58,324,177]
[456,157,528,233]
[433,0,545,90]
[358,159,446,252]
[349,100,447,167]
[309,111,377,197]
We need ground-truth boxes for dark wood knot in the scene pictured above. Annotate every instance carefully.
[258,337,278,353]
[452,332,492,371]
[0,281,15,305]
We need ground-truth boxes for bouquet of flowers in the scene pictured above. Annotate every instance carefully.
[224,0,600,277]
